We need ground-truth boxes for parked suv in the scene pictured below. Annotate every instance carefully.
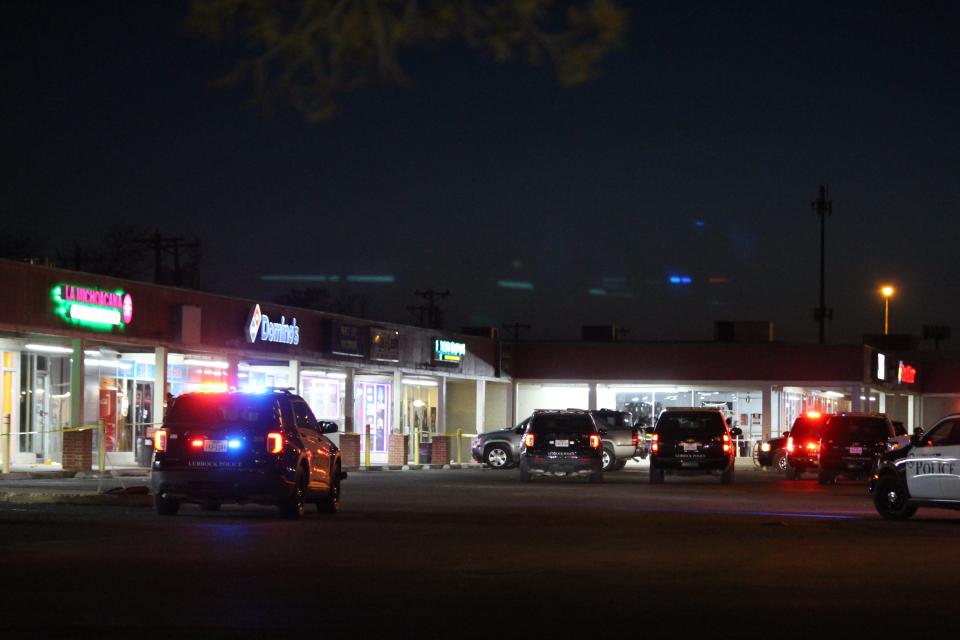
[871,414,960,520]
[472,408,638,472]
[648,408,741,484]
[784,411,827,480]
[151,389,345,518]
[518,409,603,483]
[817,412,896,484]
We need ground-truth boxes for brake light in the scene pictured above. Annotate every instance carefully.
[266,432,283,454]
[524,433,535,448]
[589,434,601,448]
[190,437,205,448]
[786,436,795,453]
[154,429,168,452]
[722,433,732,453]
[631,429,639,447]
[806,410,822,419]
[651,433,659,454]
[805,441,819,453]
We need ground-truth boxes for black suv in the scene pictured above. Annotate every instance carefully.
[151,389,345,518]
[816,412,895,484]
[518,410,604,483]
[784,412,827,480]
[648,408,741,484]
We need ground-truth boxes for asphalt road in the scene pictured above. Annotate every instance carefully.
[2,467,959,639]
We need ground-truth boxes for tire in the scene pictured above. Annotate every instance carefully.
[154,494,180,516]
[485,444,512,470]
[601,446,616,472]
[774,451,788,472]
[817,470,834,485]
[199,501,221,512]
[873,474,917,521]
[589,471,604,484]
[317,464,341,514]
[613,459,628,471]
[720,467,734,485]
[649,467,665,484]
[785,463,799,481]
[280,471,307,519]
[519,465,531,483]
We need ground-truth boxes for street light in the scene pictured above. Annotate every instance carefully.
[880,285,895,335]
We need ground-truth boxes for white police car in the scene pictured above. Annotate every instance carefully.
[870,414,960,520]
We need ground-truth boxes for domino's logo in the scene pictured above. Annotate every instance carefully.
[246,304,262,343]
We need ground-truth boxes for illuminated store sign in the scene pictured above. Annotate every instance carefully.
[434,339,466,363]
[52,283,133,331]
[246,304,300,346]
[876,353,886,381]
[898,361,917,384]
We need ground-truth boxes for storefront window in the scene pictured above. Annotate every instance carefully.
[356,377,392,462]
[300,371,344,422]
[401,378,438,445]
[18,352,71,463]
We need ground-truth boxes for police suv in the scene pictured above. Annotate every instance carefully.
[870,414,960,520]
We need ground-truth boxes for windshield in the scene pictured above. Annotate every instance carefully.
[166,394,280,429]
[656,412,726,439]
[824,416,892,442]
[531,414,596,434]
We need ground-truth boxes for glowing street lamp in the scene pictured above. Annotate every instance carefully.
[880,285,895,335]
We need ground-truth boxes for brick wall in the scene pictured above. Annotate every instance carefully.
[388,434,408,465]
[339,433,361,468]
[431,435,450,465]
[63,429,92,472]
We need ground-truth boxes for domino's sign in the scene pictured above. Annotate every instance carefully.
[246,304,300,346]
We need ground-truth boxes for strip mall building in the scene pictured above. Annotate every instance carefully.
[2,258,959,470]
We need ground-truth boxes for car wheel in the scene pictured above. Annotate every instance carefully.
[485,444,512,469]
[519,465,531,483]
[720,467,735,484]
[649,468,665,484]
[154,494,180,516]
[817,470,834,485]
[280,472,307,519]
[873,474,917,521]
[785,464,799,481]
[774,451,788,472]
[317,464,341,514]
[199,500,221,512]
[589,471,604,484]
[601,446,616,471]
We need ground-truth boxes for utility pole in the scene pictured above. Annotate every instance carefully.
[811,185,833,344]
[413,289,450,330]
[406,304,429,328]
[136,230,200,285]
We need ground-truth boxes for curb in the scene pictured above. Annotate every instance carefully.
[0,491,153,507]
[344,463,482,472]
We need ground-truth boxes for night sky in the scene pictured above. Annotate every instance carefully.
[4,1,959,344]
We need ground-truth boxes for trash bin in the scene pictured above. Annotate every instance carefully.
[419,443,432,464]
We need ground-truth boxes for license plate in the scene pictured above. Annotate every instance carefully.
[204,440,228,453]
[683,443,699,452]
[682,461,700,468]
[848,446,863,455]
[554,440,569,447]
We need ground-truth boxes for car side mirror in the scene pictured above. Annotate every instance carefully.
[318,421,339,434]
[730,427,743,437]
[914,427,924,436]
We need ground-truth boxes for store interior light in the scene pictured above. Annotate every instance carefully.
[25,344,73,354]
[85,358,133,369]
[182,359,230,369]
[401,379,438,387]
[84,350,101,357]
[821,391,845,398]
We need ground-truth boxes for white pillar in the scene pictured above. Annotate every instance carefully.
[227,356,240,390]
[392,370,402,435]
[878,390,886,414]
[343,369,355,433]
[153,347,168,427]
[475,379,485,434]
[907,395,916,432]
[509,380,518,425]
[761,384,773,440]
[70,338,85,428]
[588,382,598,410]
[850,385,863,412]
[288,359,301,394]
[437,377,447,435]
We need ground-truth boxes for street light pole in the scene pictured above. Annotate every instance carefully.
[811,185,833,344]
[880,285,895,335]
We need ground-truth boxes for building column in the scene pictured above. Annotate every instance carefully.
[877,390,886,414]
[475,379,486,434]
[70,339,85,428]
[392,370,402,436]
[509,380,518,426]
[63,338,91,472]
[343,369,355,433]
[850,385,864,412]
[288,359,301,394]
[907,394,916,433]
[153,347,168,427]
[588,382,598,411]
[761,384,774,440]
[226,356,240,390]
[437,377,447,435]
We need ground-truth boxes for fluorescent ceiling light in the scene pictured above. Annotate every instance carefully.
[821,391,845,398]
[85,359,133,369]
[26,344,73,354]
[401,379,438,387]
[182,359,229,369]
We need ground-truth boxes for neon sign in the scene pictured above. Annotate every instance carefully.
[434,339,466,363]
[245,304,300,346]
[52,283,132,331]
[898,361,916,384]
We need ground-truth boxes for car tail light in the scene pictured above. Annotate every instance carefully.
[806,410,822,419]
[805,441,819,453]
[786,436,795,453]
[266,432,283,454]
[631,429,639,447]
[190,437,205,449]
[524,433,535,448]
[154,429,168,452]
[589,434,601,448]
[651,433,659,454]
[722,433,732,453]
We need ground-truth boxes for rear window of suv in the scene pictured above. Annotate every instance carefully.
[166,394,280,428]
[823,416,893,442]
[656,412,726,438]
[592,411,631,429]
[790,417,824,441]
[531,414,596,434]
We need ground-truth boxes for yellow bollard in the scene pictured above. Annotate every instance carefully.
[456,429,463,464]
[364,424,371,469]
[98,420,106,475]
[413,427,420,465]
